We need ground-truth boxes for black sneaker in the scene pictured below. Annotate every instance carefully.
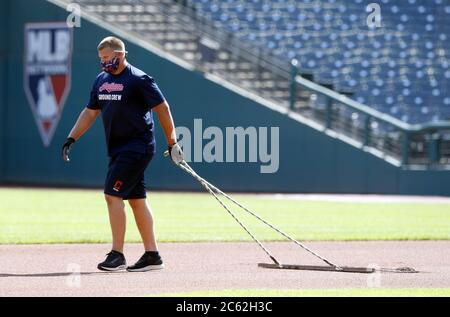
[97,250,126,272]
[126,252,165,272]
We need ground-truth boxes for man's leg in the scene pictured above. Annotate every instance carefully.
[129,198,158,252]
[105,194,126,253]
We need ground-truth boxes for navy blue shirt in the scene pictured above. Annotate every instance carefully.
[86,64,165,157]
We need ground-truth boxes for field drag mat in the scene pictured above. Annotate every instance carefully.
[258,263,419,273]
[258,263,376,273]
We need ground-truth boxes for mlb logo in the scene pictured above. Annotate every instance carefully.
[24,22,73,147]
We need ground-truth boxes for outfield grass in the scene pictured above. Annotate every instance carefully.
[0,188,449,244]
[152,288,450,297]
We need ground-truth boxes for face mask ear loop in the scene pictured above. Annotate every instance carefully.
[114,50,128,58]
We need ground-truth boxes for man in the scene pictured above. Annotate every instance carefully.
[62,36,184,272]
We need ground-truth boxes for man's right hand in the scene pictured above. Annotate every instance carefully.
[168,143,185,165]
[62,137,76,162]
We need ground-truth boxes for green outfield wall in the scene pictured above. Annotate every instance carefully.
[0,0,448,195]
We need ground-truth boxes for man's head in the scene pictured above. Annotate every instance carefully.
[97,36,128,74]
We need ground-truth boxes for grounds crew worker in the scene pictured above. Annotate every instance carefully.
[62,36,184,272]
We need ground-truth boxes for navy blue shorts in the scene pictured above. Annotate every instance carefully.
[104,150,153,200]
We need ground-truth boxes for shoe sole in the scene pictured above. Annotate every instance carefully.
[126,264,165,272]
[97,264,127,272]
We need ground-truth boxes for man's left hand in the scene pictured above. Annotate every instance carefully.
[62,137,76,162]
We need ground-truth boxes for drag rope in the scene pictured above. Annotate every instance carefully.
[178,162,280,266]
[179,161,342,270]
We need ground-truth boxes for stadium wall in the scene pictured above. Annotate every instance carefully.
[0,1,8,183]
[1,0,449,196]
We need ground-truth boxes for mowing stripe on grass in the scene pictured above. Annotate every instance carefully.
[1,188,449,244]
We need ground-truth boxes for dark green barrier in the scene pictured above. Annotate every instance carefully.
[1,0,449,196]
[0,1,8,182]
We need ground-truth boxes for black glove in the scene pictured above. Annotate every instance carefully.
[62,137,76,162]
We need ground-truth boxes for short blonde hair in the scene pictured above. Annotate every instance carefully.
[97,36,126,52]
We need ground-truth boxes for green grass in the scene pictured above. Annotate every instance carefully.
[0,188,449,244]
[151,288,450,297]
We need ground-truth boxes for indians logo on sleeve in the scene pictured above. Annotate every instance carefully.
[24,22,73,147]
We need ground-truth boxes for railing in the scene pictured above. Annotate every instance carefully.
[53,0,450,168]
[78,0,295,101]
[294,74,450,167]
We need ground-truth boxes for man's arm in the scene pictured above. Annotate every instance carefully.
[153,101,177,146]
[68,108,101,141]
[153,101,184,164]
[62,108,100,162]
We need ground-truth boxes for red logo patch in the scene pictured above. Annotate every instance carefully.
[113,180,123,192]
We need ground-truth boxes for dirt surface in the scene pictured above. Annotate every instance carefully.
[1,241,449,296]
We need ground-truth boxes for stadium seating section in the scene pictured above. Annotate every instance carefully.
[187,0,450,123]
